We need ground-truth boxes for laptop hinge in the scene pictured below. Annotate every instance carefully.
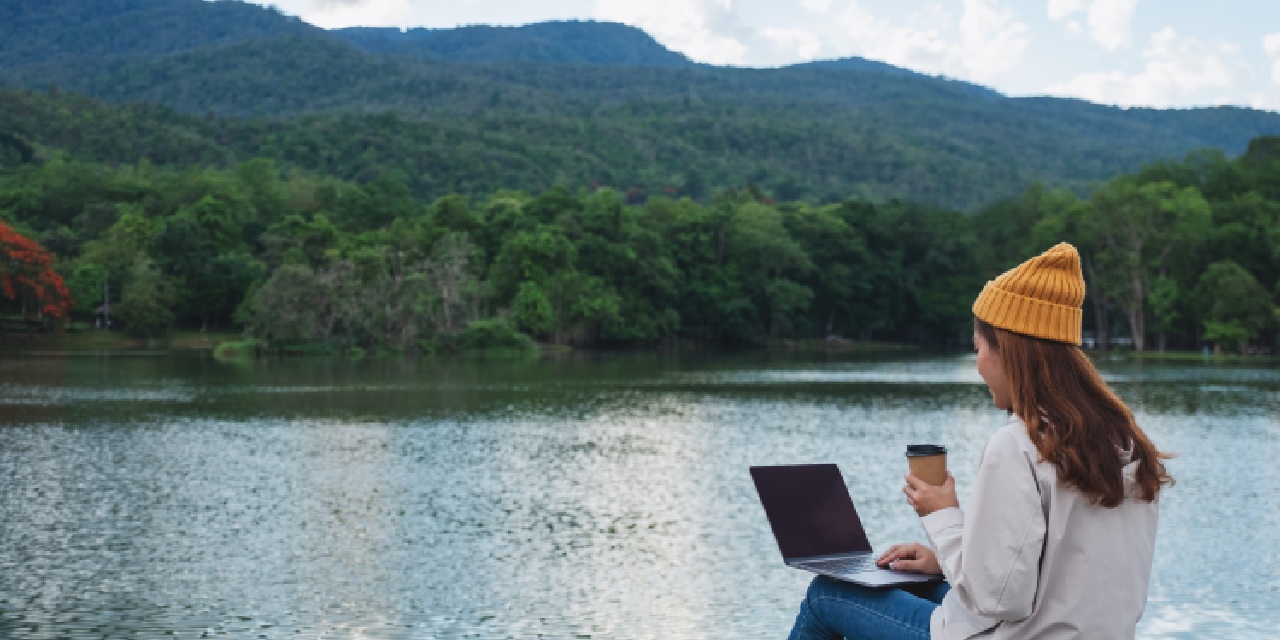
[787,551,871,565]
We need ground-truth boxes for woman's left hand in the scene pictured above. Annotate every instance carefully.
[903,473,959,517]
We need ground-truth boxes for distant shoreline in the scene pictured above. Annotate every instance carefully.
[5,331,1276,365]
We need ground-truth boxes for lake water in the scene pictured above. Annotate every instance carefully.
[0,349,1276,639]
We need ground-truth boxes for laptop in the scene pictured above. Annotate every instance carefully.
[750,463,943,587]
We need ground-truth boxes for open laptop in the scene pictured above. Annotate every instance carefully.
[750,463,942,587]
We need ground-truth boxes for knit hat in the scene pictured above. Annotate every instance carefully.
[972,242,1085,345]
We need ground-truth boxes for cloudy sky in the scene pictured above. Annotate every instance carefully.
[252,0,1280,110]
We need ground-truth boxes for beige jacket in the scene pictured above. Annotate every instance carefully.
[922,414,1160,640]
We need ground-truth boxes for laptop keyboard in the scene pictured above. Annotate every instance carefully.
[799,556,880,575]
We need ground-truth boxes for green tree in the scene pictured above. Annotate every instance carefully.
[1087,179,1211,351]
[489,224,577,301]
[1027,192,1121,349]
[1147,276,1180,353]
[782,203,871,338]
[511,281,553,338]
[1194,261,1273,354]
[81,207,154,276]
[65,262,108,317]
[149,195,258,327]
[117,256,176,338]
[558,272,623,343]
[976,183,1069,278]
[1202,321,1249,354]
[259,213,344,268]
[724,199,812,338]
[419,232,484,335]
[249,260,362,346]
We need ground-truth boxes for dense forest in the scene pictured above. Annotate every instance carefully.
[3,1,1280,210]
[0,0,1277,354]
[1,114,1277,353]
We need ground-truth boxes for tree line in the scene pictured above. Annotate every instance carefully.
[1,137,1277,354]
[974,138,1280,353]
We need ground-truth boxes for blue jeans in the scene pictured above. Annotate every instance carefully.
[786,576,951,640]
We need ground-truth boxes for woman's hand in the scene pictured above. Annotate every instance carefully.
[903,472,959,517]
[876,542,942,575]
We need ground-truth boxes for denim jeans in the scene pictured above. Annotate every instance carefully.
[786,575,951,640]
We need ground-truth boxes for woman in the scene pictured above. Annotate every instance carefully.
[787,242,1173,640]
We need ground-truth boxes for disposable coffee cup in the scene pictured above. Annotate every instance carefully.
[906,444,948,486]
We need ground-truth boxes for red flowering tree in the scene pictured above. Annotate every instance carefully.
[0,221,73,319]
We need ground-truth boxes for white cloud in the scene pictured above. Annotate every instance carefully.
[1248,93,1280,112]
[1265,32,1280,86]
[761,27,823,59]
[1087,0,1138,50]
[1048,27,1241,107]
[837,0,1027,82]
[960,0,1029,79]
[244,0,1273,110]
[838,2,949,74]
[800,0,833,14]
[284,0,413,28]
[1046,0,1085,21]
[1046,0,1139,51]
[592,0,749,65]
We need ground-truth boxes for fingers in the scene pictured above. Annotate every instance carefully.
[878,545,909,565]
[903,475,921,500]
[903,476,923,514]
[892,557,927,573]
[877,543,922,566]
[876,544,900,565]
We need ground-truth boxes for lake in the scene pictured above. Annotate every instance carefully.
[0,349,1276,639]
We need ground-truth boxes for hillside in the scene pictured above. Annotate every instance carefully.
[0,0,321,66]
[3,89,1276,352]
[2,0,1280,209]
[335,21,694,67]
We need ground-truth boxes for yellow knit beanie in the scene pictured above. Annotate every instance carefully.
[972,242,1085,345]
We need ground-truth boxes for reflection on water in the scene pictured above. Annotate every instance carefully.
[0,351,1276,639]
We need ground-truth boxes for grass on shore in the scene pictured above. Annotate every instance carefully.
[1114,349,1278,363]
[13,327,1272,363]
[10,327,243,351]
[763,337,918,353]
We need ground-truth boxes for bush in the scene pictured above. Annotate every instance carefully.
[458,318,536,352]
[212,338,260,361]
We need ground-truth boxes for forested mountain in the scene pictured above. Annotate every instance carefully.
[2,0,1279,210]
[1,2,1276,352]
[3,117,1276,353]
[0,82,1174,210]
[0,0,319,66]
[335,21,694,67]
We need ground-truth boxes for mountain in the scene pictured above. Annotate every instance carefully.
[796,56,940,78]
[2,0,1280,210]
[0,0,321,67]
[335,21,694,67]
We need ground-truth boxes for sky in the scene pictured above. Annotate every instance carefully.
[251,0,1280,111]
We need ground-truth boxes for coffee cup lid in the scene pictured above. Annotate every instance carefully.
[906,444,947,456]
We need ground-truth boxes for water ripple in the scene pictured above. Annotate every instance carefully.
[0,352,1275,639]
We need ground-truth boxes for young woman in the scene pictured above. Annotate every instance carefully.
[786,242,1173,640]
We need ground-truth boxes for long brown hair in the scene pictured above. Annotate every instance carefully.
[976,318,1173,507]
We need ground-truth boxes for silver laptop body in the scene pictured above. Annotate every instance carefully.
[750,463,942,587]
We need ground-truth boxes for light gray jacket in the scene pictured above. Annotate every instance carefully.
[922,414,1160,640]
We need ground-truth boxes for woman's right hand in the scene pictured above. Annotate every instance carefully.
[876,542,942,575]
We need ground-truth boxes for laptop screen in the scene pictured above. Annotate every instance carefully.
[750,464,873,560]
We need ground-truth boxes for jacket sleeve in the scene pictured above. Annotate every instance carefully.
[921,427,1046,620]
